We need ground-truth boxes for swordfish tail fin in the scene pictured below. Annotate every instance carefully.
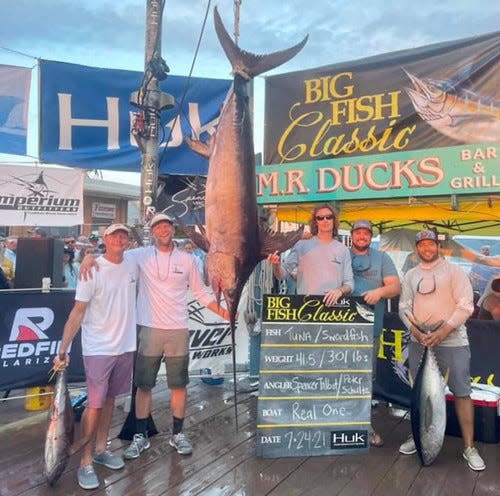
[214,6,308,80]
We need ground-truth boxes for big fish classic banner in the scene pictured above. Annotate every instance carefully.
[258,31,500,204]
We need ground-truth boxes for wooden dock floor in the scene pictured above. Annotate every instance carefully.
[1,379,499,496]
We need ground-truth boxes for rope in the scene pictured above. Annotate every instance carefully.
[244,260,273,335]
[158,0,212,169]
[233,0,242,46]
[0,385,86,403]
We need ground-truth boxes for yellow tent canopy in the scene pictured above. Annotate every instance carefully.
[272,194,500,236]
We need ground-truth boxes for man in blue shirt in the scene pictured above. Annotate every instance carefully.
[350,220,401,447]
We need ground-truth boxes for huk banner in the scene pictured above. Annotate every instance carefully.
[39,60,231,175]
[259,31,500,204]
[0,164,84,226]
[0,64,31,156]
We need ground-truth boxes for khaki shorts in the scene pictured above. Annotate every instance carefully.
[134,326,190,389]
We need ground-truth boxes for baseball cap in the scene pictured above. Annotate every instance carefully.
[88,233,99,241]
[103,223,131,236]
[415,230,438,244]
[150,213,174,229]
[351,220,372,232]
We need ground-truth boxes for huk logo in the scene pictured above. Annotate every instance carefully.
[2,307,63,368]
[331,430,368,449]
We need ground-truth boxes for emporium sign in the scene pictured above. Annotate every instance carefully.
[256,143,499,204]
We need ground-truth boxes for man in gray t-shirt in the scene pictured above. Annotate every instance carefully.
[268,204,353,306]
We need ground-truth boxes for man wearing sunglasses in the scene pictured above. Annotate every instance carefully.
[268,204,353,307]
[350,220,400,447]
[398,229,485,471]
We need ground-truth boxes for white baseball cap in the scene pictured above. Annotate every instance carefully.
[103,223,131,236]
[150,213,175,229]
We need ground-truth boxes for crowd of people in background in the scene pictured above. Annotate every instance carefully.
[0,227,210,291]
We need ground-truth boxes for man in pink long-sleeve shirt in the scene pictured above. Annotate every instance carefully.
[398,229,485,472]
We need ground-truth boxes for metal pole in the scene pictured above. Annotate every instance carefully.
[132,0,173,244]
[119,0,172,441]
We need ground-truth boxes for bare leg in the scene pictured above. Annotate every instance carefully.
[135,387,152,419]
[95,397,115,453]
[454,396,474,448]
[171,387,187,419]
[79,407,101,467]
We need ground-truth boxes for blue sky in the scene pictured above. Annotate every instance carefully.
[1,0,499,183]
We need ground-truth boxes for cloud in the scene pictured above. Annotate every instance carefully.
[1,0,499,78]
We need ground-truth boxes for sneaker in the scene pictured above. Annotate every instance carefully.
[169,432,193,455]
[93,450,125,470]
[123,433,151,460]
[399,436,417,455]
[463,446,486,471]
[77,464,99,490]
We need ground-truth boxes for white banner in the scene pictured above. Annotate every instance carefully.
[187,287,250,378]
[0,164,84,226]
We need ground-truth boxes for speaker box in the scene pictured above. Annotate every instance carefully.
[15,238,64,289]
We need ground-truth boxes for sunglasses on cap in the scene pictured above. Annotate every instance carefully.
[315,214,334,221]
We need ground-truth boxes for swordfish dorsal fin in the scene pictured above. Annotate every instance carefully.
[214,6,308,80]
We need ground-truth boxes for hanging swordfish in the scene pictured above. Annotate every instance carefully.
[185,7,307,426]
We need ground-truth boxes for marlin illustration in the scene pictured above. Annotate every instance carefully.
[184,7,307,427]
[8,171,57,197]
[404,69,500,143]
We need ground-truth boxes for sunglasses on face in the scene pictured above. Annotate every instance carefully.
[315,214,334,221]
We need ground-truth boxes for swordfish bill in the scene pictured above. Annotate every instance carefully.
[185,7,307,429]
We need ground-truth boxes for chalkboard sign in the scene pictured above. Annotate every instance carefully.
[256,294,374,458]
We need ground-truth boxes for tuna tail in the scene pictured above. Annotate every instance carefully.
[214,6,308,80]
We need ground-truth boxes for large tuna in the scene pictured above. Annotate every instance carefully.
[44,368,74,486]
[185,8,307,425]
[407,314,447,466]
